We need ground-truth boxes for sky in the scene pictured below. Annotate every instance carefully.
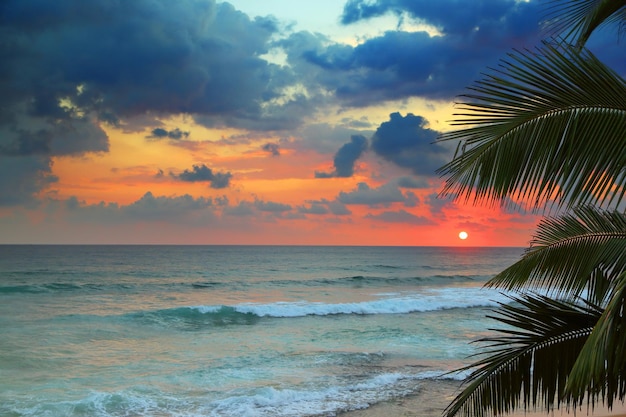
[0,0,622,246]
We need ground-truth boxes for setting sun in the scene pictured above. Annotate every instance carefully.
[458,231,468,240]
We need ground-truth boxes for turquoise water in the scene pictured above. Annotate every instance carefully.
[0,245,522,416]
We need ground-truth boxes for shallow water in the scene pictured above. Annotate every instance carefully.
[0,245,522,416]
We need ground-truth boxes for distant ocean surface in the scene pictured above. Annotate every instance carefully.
[0,245,523,417]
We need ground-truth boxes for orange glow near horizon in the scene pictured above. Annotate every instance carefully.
[23,110,543,247]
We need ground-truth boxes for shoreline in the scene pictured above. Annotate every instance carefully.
[341,399,626,417]
[341,398,626,417]
[339,380,626,417]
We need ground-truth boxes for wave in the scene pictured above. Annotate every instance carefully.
[209,372,423,417]
[0,282,136,294]
[2,370,459,417]
[134,287,508,329]
[190,273,488,290]
[316,273,485,285]
[0,268,490,296]
[0,273,487,296]
[0,282,87,294]
[218,287,506,318]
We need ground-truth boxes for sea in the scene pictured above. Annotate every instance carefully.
[0,245,524,417]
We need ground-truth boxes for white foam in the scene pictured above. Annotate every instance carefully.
[4,369,464,417]
[192,305,224,314]
[5,390,171,417]
[416,368,473,381]
[206,372,422,417]
[192,287,509,318]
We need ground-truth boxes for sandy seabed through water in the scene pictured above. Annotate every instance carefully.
[339,379,626,417]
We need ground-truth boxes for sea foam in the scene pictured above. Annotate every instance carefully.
[187,286,508,319]
[207,372,423,417]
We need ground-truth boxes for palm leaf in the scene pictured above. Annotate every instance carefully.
[543,0,626,49]
[437,42,626,211]
[566,271,626,408]
[444,294,602,417]
[487,206,626,298]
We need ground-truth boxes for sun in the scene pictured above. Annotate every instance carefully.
[458,231,468,240]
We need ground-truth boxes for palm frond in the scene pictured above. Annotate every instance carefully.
[437,42,626,211]
[444,294,601,417]
[543,0,626,49]
[487,206,626,298]
[567,271,626,408]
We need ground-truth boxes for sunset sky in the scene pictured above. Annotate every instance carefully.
[1,0,622,246]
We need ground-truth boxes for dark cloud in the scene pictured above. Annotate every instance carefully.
[299,199,352,216]
[262,142,281,156]
[0,0,291,121]
[0,0,296,204]
[255,200,292,212]
[371,112,448,176]
[341,0,522,35]
[338,182,415,207]
[4,0,618,213]
[223,202,255,217]
[172,164,232,189]
[0,117,108,157]
[298,203,329,215]
[315,135,368,178]
[365,209,436,225]
[340,117,373,129]
[0,156,58,205]
[0,131,51,156]
[328,200,352,215]
[123,192,215,220]
[287,0,544,105]
[403,190,419,208]
[425,192,455,218]
[298,123,375,154]
[57,192,223,225]
[224,199,292,217]
[397,176,429,189]
[148,128,190,140]
[0,116,99,216]
[5,0,544,204]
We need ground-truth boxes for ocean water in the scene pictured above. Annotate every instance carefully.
[0,245,523,417]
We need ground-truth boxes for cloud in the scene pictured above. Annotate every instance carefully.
[255,200,292,213]
[224,202,255,217]
[298,203,329,215]
[338,182,416,207]
[371,112,449,176]
[8,0,539,204]
[299,199,352,215]
[285,0,544,106]
[1,1,294,123]
[397,176,429,189]
[122,192,216,220]
[262,142,281,156]
[425,192,456,218]
[315,134,368,178]
[341,0,533,35]
[3,0,617,220]
[172,164,232,189]
[0,156,58,205]
[0,0,300,203]
[0,116,108,157]
[223,198,292,217]
[327,200,352,215]
[297,122,375,154]
[147,127,190,140]
[365,209,436,225]
[49,192,224,226]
